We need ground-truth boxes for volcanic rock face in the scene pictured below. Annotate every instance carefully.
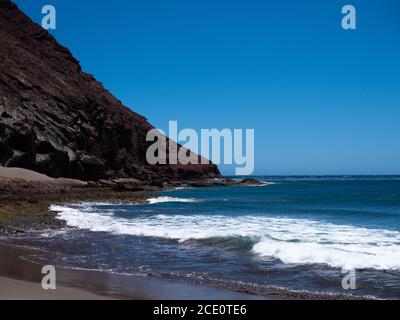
[0,1,220,181]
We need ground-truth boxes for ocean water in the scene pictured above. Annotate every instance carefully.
[13,176,400,299]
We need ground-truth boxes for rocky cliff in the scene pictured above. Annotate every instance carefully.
[0,0,220,181]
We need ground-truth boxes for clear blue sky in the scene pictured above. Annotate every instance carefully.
[14,0,400,175]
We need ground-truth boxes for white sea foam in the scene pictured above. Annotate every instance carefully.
[173,186,195,190]
[147,197,198,204]
[256,182,276,187]
[50,204,400,270]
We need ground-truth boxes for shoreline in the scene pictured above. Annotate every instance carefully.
[0,167,263,237]
[0,166,275,300]
[0,242,271,300]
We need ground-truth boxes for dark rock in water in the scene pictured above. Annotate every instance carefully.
[235,178,265,186]
[0,0,220,181]
[188,180,227,188]
[184,178,265,188]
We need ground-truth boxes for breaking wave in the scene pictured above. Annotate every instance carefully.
[50,204,400,271]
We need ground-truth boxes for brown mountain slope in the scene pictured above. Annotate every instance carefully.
[0,0,220,181]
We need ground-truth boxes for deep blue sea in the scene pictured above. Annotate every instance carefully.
[13,176,400,299]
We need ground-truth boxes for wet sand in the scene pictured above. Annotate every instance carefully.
[0,276,112,300]
[0,243,270,300]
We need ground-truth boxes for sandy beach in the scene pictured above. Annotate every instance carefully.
[0,277,111,300]
[0,243,270,300]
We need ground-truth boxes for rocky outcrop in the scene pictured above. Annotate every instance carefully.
[0,0,220,181]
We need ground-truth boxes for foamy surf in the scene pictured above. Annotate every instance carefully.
[50,204,400,271]
[147,197,198,204]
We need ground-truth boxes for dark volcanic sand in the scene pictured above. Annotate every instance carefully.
[0,243,272,300]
